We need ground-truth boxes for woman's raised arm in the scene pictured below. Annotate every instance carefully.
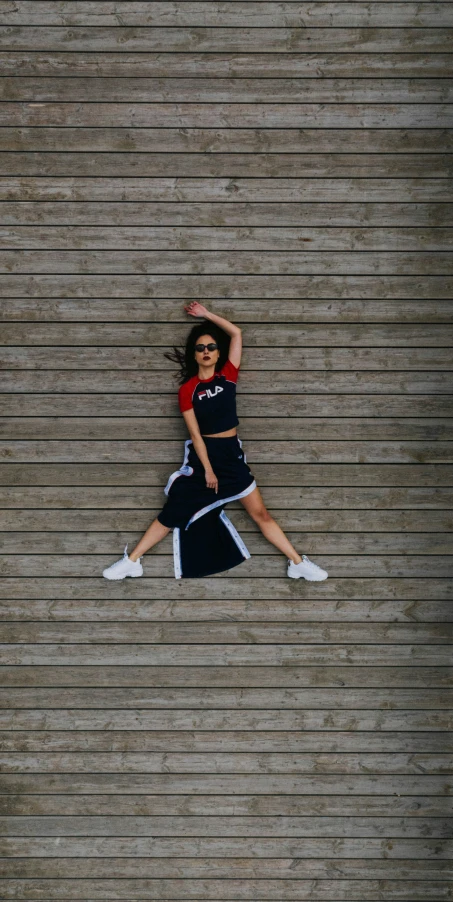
[184,302,242,368]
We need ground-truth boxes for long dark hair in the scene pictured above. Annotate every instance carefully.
[164,321,231,386]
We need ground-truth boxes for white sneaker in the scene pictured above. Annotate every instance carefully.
[287,554,328,581]
[102,544,143,580]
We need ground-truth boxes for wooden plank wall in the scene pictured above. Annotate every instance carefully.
[0,1,452,899]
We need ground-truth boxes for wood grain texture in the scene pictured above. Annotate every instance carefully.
[2,131,453,154]
[3,26,453,52]
[1,53,453,79]
[2,3,453,27]
[0,835,452,858]
[1,856,452,877]
[0,877,451,900]
[0,2,450,898]
[3,179,453,204]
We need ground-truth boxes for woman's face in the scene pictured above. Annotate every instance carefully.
[194,334,220,368]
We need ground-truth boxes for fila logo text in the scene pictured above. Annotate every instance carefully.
[197,386,224,400]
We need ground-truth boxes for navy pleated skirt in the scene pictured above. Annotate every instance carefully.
[157,435,256,579]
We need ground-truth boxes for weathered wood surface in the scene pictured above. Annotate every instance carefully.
[2,834,451,856]
[2,768,453,795]
[1,665,450,686]
[3,796,451,817]
[2,814,451,838]
[3,249,453,273]
[2,688,453,710]
[1,595,452,621]
[1,644,452,666]
[0,877,451,901]
[2,132,453,155]
[2,576,451,599]
[5,153,453,178]
[2,3,453,27]
[3,273,453,295]
[4,226,453,250]
[4,103,452,129]
[1,729,450,752]
[1,856,452,878]
[3,26,453,52]
[3,181,453,204]
[0,2,451,899]
[2,53,453,78]
[2,621,452,643]
[4,78,453,103]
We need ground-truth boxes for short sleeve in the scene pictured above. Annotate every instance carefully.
[221,358,240,384]
[178,381,194,413]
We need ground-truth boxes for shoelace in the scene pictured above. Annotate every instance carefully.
[108,544,129,571]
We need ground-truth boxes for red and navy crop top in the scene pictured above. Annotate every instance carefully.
[178,359,240,435]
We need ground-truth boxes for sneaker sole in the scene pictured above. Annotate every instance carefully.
[103,569,143,580]
[288,571,328,581]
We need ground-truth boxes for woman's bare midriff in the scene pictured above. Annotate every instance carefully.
[201,427,238,438]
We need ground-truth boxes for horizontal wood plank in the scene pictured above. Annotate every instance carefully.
[0,816,451,841]
[1,666,450,689]
[0,876,451,898]
[3,78,453,103]
[0,835,451,856]
[0,727,450,753]
[3,275,453,300]
[1,53,452,79]
[1,855,451,878]
[2,131,453,155]
[1,645,451,666]
[3,26,453,53]
[1,688,452,711]
[1,576,450,599]
[0,773,450,797]
[4,225,453,250]
[4,151,453,178]
[2,621,451,644]
[2,2,453,27]
[3,249,453,274]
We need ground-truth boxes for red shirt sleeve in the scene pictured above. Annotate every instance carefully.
[221,359,240,384]
[178,380,195,413]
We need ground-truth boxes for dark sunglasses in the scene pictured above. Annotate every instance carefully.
[195,343,218,352]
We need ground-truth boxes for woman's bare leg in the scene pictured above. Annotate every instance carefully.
[240,486,302,564]
[128,518,171,562]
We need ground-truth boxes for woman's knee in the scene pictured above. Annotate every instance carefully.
[252,506,273,525]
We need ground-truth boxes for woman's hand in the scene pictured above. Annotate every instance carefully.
[184,301,210,318]
[205,468,218,493]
